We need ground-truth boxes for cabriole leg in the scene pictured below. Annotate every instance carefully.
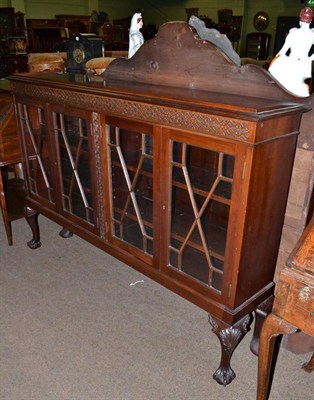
[256,314,298,400]
[25,206,41,249]
[250,295,274,356]
[208,314,252,386]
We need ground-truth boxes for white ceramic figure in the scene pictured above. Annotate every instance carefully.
[128,13,144,59]
[268,7,314,97]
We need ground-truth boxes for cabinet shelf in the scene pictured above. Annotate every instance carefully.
[113,206,153,230]
[113,204,226,261]
[62,177,92,195]
[112,160,232,205]
[111,159,153,178]
[169,234,224,289]
[172,164,232,203]
[112,189,153,223]
[171,206,227,257]
[170,230,225,262]
[59,141,89,156]
[112,207,153,255]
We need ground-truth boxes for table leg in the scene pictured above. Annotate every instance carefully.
[250,295,274,356]
[256,314,298,400]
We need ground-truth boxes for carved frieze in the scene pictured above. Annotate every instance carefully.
[14,83,250,142]
[92,112,105,239]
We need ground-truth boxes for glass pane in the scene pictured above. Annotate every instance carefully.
[54,112,94,225]
[108,125,153,256]
[17,103,55,203]
[169,141,234,292]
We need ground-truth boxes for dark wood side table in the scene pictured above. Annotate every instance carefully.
[257,216,314,399]
[0,87,24,245]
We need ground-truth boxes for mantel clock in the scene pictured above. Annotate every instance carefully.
[66,33,104,73]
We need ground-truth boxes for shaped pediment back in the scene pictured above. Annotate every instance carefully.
[104,21,301,102]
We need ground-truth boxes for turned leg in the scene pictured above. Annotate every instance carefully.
[59,228,73,238]
[25,206,42,249]
[256,314,298,400]
[208,313,252,386]
[250,296,274,356]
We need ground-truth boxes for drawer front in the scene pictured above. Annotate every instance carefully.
[274,272,314,335]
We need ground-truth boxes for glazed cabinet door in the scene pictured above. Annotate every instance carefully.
[105,117,157,265]
[15,98,56,210]
[51,106,100,234]
[160,129,237,300]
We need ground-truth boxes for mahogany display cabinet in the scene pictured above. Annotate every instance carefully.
[9,22,310,386]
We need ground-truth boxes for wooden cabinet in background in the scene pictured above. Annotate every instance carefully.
[1,7,27,77]
[9,22,309,387]
[246,32,271,60]
[6,54,28,73]
[26,19,65,52]
[56,14,91,36]
[26,15,93,53]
